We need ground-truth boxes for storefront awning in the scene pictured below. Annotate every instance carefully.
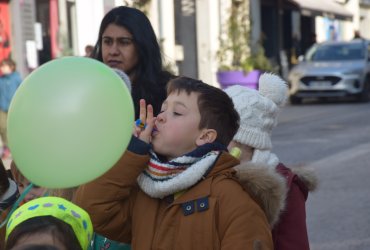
[289,0,353,21]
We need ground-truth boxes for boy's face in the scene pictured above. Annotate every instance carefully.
[152,91,205,160]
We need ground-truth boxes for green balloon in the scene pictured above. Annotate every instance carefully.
[7,57,134,188]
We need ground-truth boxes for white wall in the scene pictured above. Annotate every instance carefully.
[342,0,358,40]
[315,16,353,42]
[196,0,222,87]
[150,0,176,71]
[250,0,261,50]
[75,0,105,56]
[346,0,360,29]
[359,6,370,39]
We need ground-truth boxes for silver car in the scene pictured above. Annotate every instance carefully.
[288,40,370,104]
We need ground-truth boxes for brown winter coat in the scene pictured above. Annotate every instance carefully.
[74,150,273,250]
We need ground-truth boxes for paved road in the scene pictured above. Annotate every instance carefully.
[272,99,370,250]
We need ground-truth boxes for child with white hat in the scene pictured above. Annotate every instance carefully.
[225,73,317,250]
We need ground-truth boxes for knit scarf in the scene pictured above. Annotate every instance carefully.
[137,143,226,199]
[250,149,279,169]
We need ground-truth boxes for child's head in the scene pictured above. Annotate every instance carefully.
[152,76,239,159]
[84,45,94,57]
[225,73,288,159]
[10,161,46,203]
[5,197,93,250]
[0,59,16,75]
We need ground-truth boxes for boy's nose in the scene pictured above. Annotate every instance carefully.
[156,112,165,123]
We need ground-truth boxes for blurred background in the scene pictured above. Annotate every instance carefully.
[0,0,366,83]
[1,1,370,249]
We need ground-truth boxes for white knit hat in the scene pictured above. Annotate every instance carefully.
[113,68,132,93]
[225,73,288,150]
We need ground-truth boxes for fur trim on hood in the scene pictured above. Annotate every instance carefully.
[235,162,287,227]
[235,162,318,228]
[291,167,318,192]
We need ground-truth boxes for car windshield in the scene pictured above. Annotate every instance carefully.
[306,43,366,61]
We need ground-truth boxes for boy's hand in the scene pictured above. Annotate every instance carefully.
[133,99,156,143]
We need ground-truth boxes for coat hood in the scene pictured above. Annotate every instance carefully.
[235,161,287,227]
[290,166,318,192]
[235,161,318,227]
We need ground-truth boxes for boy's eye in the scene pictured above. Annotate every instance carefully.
[173,112,182,116]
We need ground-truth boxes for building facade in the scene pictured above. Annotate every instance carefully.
[2,0,368,83]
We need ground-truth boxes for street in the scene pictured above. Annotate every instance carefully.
[272,99,370,250]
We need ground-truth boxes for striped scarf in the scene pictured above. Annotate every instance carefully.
[137,143,226,198]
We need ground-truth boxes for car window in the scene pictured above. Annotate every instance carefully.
[307,43,366,61]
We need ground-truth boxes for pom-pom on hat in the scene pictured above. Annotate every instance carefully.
[225,73,288,150]
[6,196,93,250]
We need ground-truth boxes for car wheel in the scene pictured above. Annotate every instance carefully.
[357,76,370,102]
[290,95,303,105]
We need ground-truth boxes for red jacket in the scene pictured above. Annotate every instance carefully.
[273,163,311,250]
[235,162,317,250]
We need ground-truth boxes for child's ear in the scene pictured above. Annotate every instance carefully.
[196,129,217,146]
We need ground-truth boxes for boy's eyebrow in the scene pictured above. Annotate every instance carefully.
[161,101,167,109]
[173,101,187,109]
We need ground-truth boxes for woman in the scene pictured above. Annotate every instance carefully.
[91,6,174,118]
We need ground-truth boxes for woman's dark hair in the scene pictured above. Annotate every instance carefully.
[6,216,82,250]
[92,6,174,118]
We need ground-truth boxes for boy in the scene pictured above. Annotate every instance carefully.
[225,73,317,250]
[75,77,273,249]
[0,58,22,159]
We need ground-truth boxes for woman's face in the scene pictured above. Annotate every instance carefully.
[101,23,139,76]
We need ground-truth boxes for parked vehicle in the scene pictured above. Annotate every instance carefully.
[288,39,370,104]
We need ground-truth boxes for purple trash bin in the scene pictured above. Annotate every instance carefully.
[216,70,261,90]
